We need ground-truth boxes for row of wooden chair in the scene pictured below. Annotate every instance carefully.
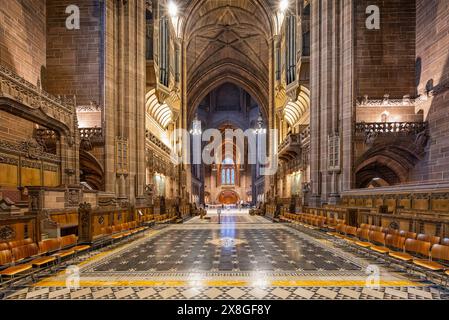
[281,212,345,229]
[155,213,176,223]
[328,224,449,277]
[359,223,449,246]
[0,235,90,283]
[140,214,155,223]
[104,221,148,242]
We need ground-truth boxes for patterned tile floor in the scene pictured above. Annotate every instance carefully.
[3,210,449,300]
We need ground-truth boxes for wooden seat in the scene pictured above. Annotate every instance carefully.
[343,226,358,242]
[389,251,414,261]
[30,256,56,267]
[389,239,431,262]
[369,231,389,254]
[387,229,401,236]
[60,235,78,249]
[386,234,406,252]
[111,225,125,240]
[7,238,33,250]
[370,226,384,233]
[355,228,371,247]
[417,234,441,245]
[371,245,390,254]
[413,260,445,271]
[399,231,417,240]
[328,224,346,238]
[51,235,77,259]
[0,263,32,276]
[413,244,449,271]
[39,238,61,254]
[73,245,91,253]
[11,243,40,262]
[53,249,75,258]
[0,249,13,267]
[0,244,39,277]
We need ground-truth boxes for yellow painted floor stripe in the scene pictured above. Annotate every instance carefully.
[34,279,422,288]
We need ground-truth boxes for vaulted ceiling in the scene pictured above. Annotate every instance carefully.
[181,0,275,119]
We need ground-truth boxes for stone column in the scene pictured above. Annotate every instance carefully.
[328,0,341,204]
[309,0,322,206]
[103,0,147,205]
[341,0,355,193]
[135,0,147,204]
[181,34,190,203]
[104,0,118,195]
[310,0,354,206]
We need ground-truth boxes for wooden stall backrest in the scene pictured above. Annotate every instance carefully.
[413,198,429,210]
[345,226,358,237]
[7,238,33,250]
[60,235,77,248]
[357,228,370,241]
[0,249,13,265]
[12,243,39,261]
[369,231,386,246]
[66,213,78,225]
[431,198,449,212]
[417,234,441,245]
[385,235,406,250]
[431,245,449,262]
[404,239,431,258]
[38,238,61,253]
[399,231,417,240]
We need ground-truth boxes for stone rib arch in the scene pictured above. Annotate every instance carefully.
[80,150,104,191]
[181,0,274,40]
[188,71,268,123]
[283,86,310,126]
[355,143,423,188]
[145,89,172,128]
[182,0,274,122]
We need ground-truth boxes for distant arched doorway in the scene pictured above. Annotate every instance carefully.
[218,190,240,205]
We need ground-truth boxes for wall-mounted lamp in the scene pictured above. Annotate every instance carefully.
[168,1,178,17]
[279,0,289,12]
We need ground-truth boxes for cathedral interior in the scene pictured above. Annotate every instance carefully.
[1,0,449,302]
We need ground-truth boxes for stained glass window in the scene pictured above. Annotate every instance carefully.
[222,169,226,184]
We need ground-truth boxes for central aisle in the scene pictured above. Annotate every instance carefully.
[4,209,447,300]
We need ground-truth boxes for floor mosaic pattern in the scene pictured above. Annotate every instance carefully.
[3,211,449,300]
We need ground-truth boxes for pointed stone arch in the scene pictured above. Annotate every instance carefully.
[182,0,274,120]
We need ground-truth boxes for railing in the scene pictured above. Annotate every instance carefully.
[145,129,171,156]
[355,122,427,135]
[79,127,103,144]
[279,133,301,152]
[299,125,310,143]
[279,126,310,153]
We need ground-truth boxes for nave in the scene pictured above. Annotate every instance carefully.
[2,210,448,300]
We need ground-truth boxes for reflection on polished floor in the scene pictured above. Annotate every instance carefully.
[4,210,449,300]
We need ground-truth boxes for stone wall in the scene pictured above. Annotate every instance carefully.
[411,0,449,182]
[0,0,46,85]
[45,0,103,106]
[355,0,416,99]
[0,111,36,144]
